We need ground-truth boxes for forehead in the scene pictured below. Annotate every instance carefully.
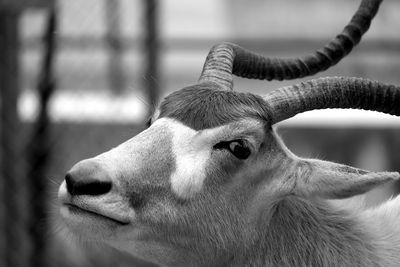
[157,82,271,130]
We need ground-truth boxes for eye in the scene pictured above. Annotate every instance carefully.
[213,140,251,160]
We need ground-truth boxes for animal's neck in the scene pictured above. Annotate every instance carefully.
[234,196,381,267]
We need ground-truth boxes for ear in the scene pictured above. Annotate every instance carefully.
[293,159,400,199]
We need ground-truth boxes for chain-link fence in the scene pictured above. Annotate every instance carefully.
[1,0,400,266]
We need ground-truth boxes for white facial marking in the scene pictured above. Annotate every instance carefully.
[160,119,210,199]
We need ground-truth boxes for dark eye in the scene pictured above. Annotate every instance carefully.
[213,140,251,160]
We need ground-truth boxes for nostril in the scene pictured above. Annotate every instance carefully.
[65,173,75,195]
[74,180,112,196]
[65,170,113,196]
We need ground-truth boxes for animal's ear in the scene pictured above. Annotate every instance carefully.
[293,159,400,199]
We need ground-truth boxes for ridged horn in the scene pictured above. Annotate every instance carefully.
[264,77,400,124]
[199,0,382,90]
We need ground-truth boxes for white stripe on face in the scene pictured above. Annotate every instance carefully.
[156,118,211,199]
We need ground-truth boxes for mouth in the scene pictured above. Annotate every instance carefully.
[63,203,130,226]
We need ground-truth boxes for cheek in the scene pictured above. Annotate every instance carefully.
[142,196,179,224]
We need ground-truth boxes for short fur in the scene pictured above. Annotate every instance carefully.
[235,196,385,266]
[159,82,272,130]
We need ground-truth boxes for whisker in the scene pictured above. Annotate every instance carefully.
[47,177,60,186]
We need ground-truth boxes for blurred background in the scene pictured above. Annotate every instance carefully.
[0,0,399,266]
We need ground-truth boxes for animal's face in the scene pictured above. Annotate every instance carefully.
[58,85,290,264]
[58,84,398,265]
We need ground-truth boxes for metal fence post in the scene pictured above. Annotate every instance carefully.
[27,8,57,267]
[0,11,30,267]
[143,0,160,114]
[105,0,124,94]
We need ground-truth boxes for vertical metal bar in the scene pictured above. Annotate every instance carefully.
[0,11,29,267]
[27,8,57,267]
[143,0,160,114]
[105,0,124,94]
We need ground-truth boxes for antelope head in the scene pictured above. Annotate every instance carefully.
[58,0,399,266]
